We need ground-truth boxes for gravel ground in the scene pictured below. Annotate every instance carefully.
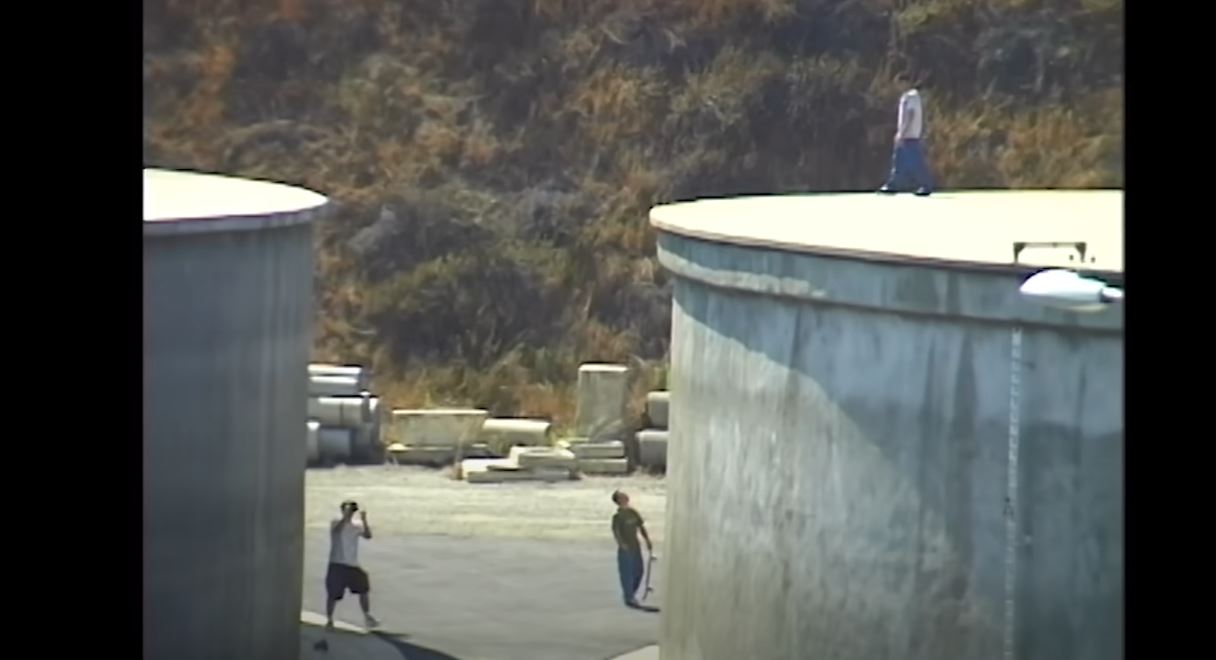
[305,465,668,544]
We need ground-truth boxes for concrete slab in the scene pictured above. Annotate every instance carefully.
[575,364,630,440]
[303,533,661,660]
[571,440,627,460]
[387,409,488,448]
[579,458,631,475]
[479,418,553,449]
[512,446,578,470]
[649,190,1124,274]
[610,645,661,660]
[300,612,391,660]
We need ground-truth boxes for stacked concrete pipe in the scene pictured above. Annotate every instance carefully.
[307,364,381,464]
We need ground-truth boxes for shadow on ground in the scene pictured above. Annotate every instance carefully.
[374,632,462,660]
[302,619,462,660]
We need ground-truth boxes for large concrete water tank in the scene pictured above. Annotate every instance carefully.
[143,169,326,660]
[651,192,1123,660]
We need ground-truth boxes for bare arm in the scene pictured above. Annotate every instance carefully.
[636,511,652,552]
[360,511,373,539]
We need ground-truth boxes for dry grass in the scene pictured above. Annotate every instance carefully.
[146,0,1123,425]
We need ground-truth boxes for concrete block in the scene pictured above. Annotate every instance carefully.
[645,391,669,430]
[577,457,630,475]
[387,408,488,447]
[574,364,630,440]
[636,429,668,468]
[571,440,627,459]
[478,418,553,449]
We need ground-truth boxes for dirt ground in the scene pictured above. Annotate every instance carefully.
[305,465,668,544]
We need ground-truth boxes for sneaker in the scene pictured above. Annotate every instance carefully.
[877,186,897,195]
[914,188,932,197]
[324,620,335,632]
[364,614,381,629]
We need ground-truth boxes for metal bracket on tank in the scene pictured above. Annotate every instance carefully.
[1012,241,1088,265]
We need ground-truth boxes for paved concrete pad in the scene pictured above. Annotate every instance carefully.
[610,646,660,660]
[303,532,660,660]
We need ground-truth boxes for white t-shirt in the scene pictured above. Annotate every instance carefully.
[329,520,364,566]
[897,89,924,139]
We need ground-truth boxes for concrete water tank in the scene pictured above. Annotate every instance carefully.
[651,191,1123,660]
[143,169,326,660]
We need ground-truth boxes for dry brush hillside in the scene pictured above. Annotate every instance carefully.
[144,0,1123,428]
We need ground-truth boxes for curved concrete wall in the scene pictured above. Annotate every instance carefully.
[655,228,1122,660]
[143,170,324,660]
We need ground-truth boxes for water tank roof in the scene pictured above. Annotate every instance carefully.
[650,190,1123,275]
[143,168,327,235]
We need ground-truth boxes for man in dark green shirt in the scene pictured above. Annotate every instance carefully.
[611,490,652,607]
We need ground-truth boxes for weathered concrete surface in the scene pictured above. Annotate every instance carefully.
[645,392,670,430]
[302,533,661,660]
[307,420,320,464]
[636,430,668,469]
[479,418,554,448]
[144,169,322,660]
[654,193,1123,660]
[387,408,489,447]
[571,440,627,459]
[319,427,353,462]
[308,395,370,427]
[575,364,631,440]
[579,458,631,475]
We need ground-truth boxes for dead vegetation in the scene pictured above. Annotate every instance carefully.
[144,0,1123,430]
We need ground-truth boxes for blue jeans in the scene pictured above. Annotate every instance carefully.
[617,548,644,604]
[883,139,935,192]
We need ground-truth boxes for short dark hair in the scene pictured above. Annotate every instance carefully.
[611,490,626,505]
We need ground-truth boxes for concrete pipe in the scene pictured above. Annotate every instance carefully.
[308,374,361,397]
[318,427,353,463]
[307,420,320,464]
[636,429,668,468]
[307,395,369,428]
[144,168,324,660]
[308,363,369,389]
[645,391,670,430]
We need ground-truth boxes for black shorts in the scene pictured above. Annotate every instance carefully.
[326,563,371,600]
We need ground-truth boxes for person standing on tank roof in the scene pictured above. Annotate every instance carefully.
[611,490,652,608]
[879,85,936,196]
[325,500,380,631]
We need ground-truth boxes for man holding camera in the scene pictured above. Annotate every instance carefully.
[325,500,381,631]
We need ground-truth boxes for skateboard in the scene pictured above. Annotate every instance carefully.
[642,553,657,601]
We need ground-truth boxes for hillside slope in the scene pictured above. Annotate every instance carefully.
[143,0,1123,427]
